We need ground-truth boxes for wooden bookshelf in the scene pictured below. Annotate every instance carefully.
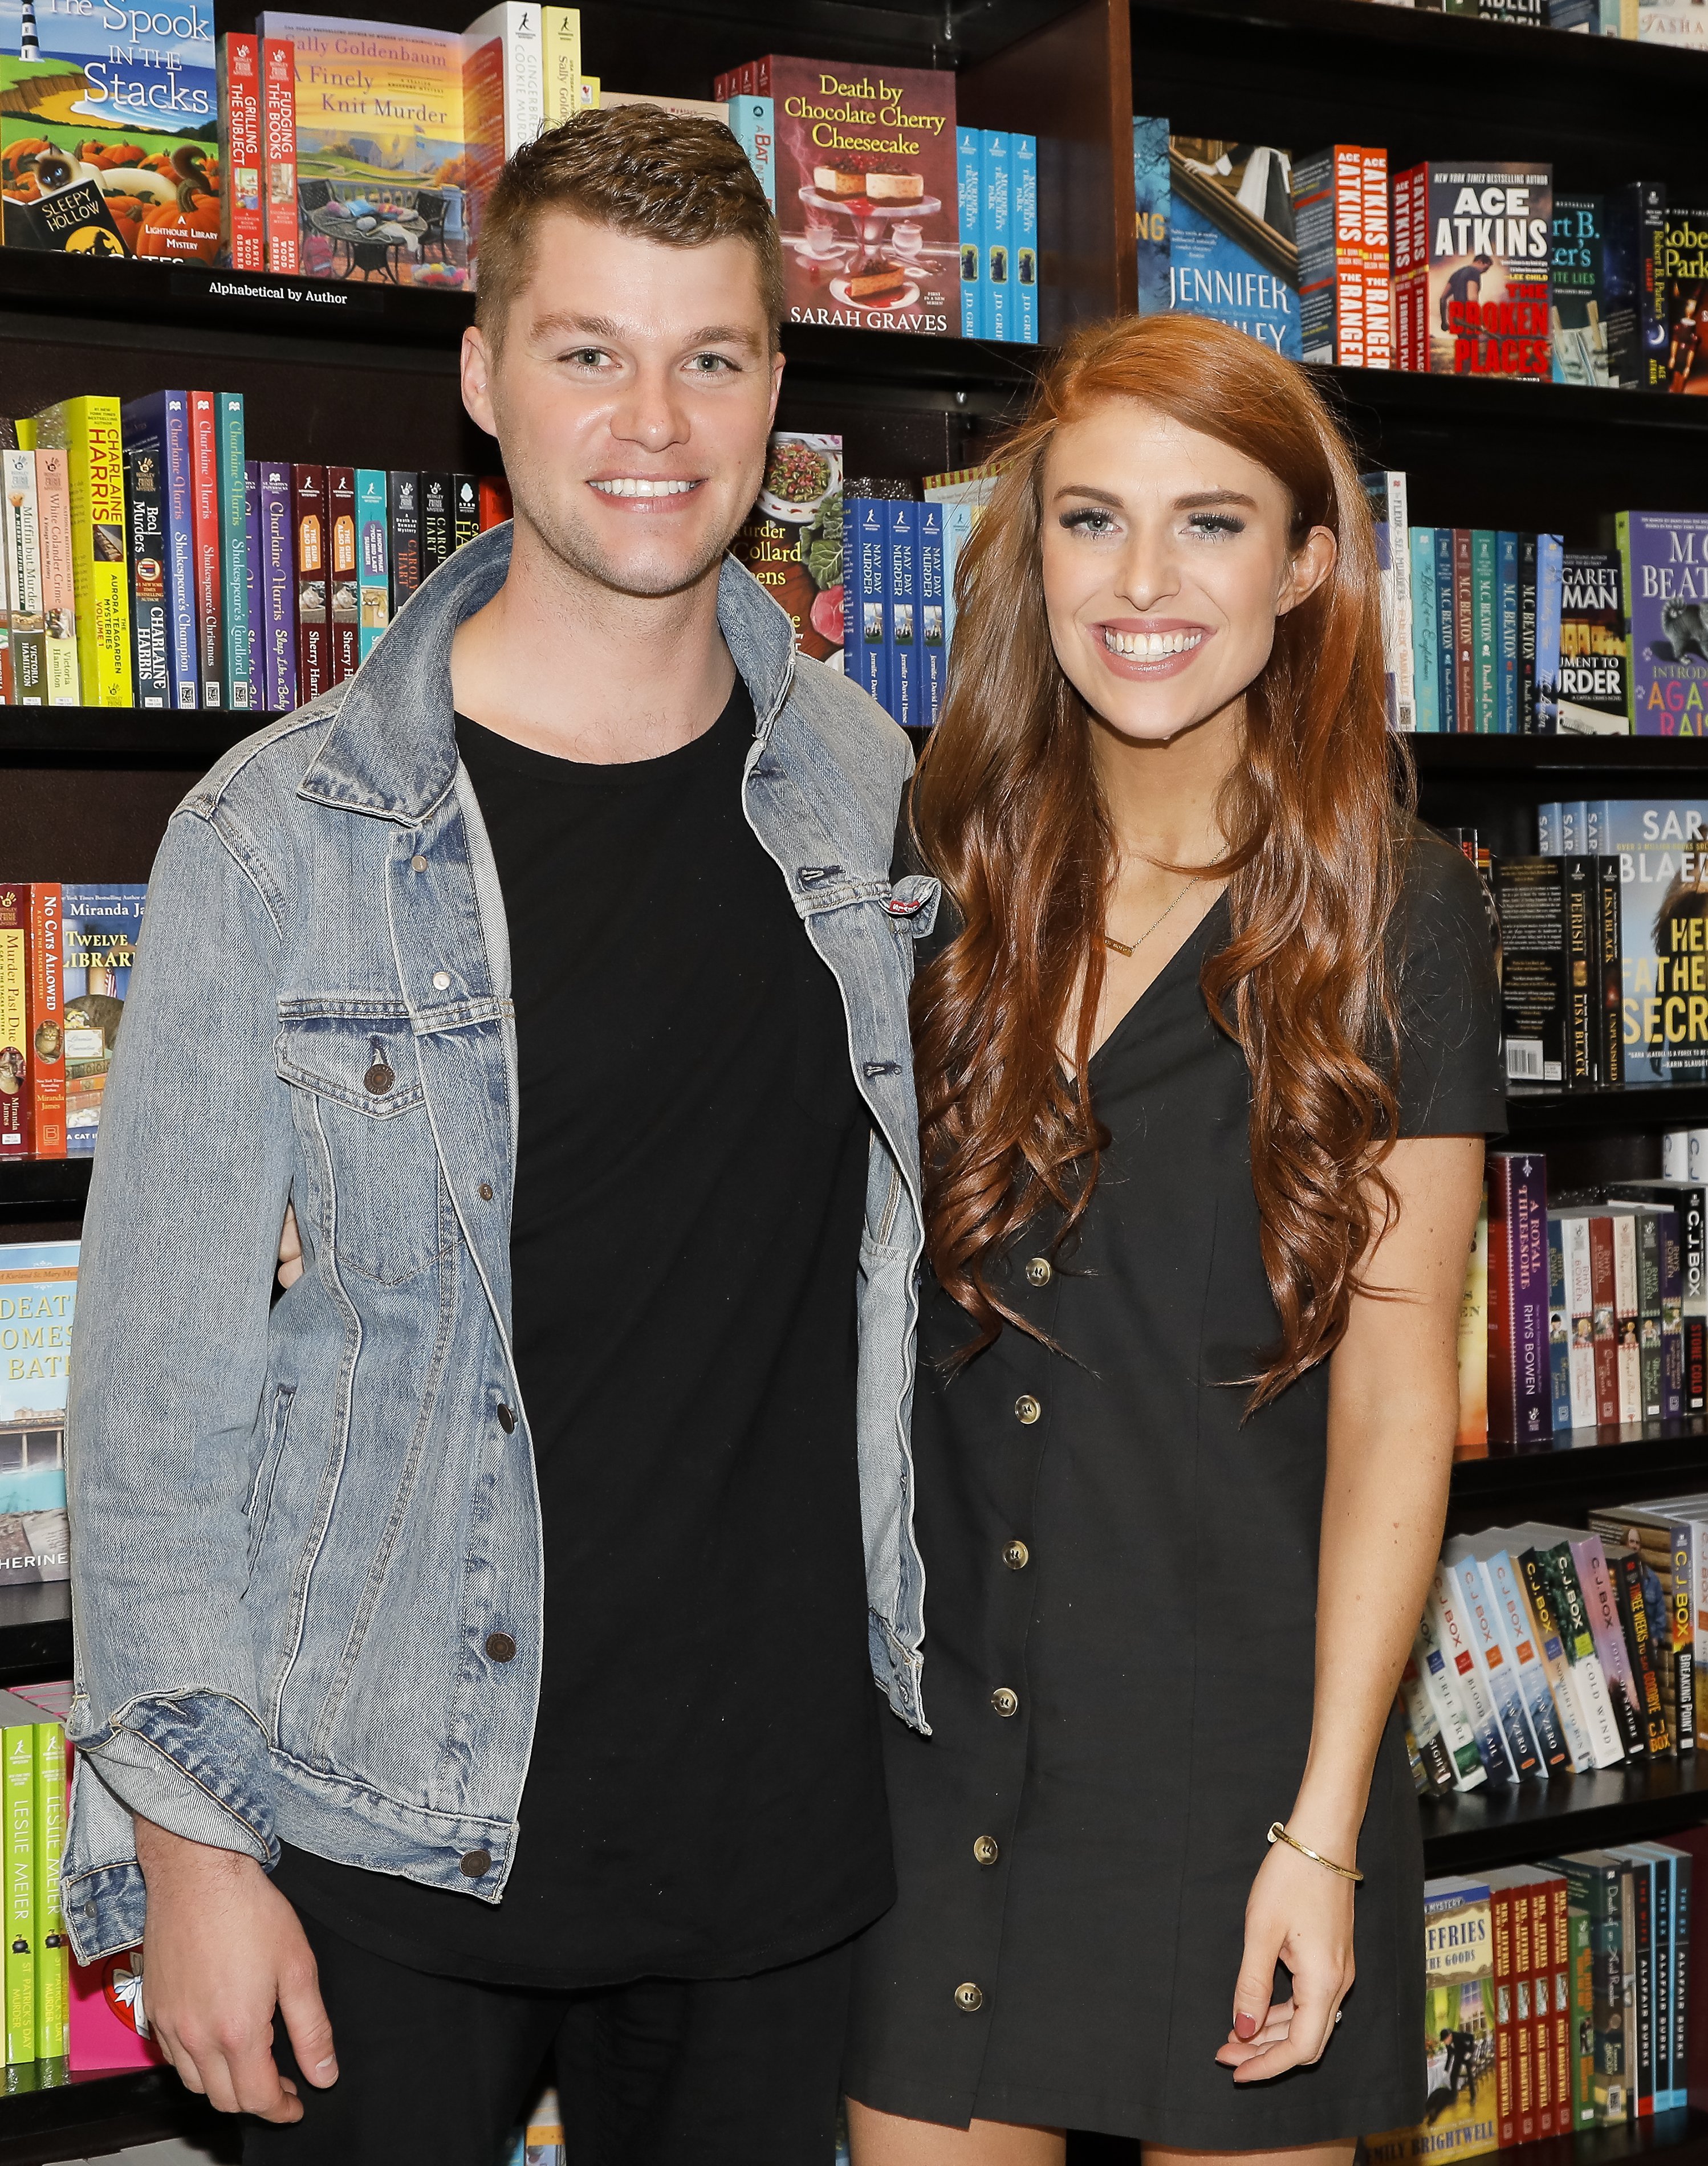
[1069,2110,1708,2166]
[0,1585,71,1695]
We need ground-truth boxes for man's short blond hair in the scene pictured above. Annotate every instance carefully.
[473,104,785,353]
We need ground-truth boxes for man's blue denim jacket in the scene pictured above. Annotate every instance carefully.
[60,526,936,1963]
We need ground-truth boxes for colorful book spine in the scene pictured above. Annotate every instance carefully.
[31,447,78,709]
[419,474,452,580]
[1573,1534,1648,1758]
[123,443,169,708]
[219,33,265,272]
[957,127,982,339]
[0,890,29,1161]
[388,473,421,612]
[1473,528,1497,732]
[119,393,194,711]
[1498,529,1518,733]
[543,5,581,123]
[981,131,1012,343]
[1485,1550,1572,1773]
[327,466,358,685]
[26,886,64,1161]
[217,394,251,710]
[3,1721,31,2065]
[1410,526,1439,732]
[1567,1906,1597,2128]
[1670,1849,1691,2102]
[886,499,919,729]
[1454,527,1475,728]
[1542,1542,1626,1765]
[1612,1848,1656,2116]
[1398,1648,1457,1792]
[259,463,296,714]
[1542,1851,1628,2123]
[189,391,223,709]
[1519,532,1538,732]
[1516,1548,1593,1771]
[1431,1566,1516,1784]
[1487,1149,1551,1448]
[1012,133,1038,344]
[452,475,479,553]
[1546,1211,1573,1434]
[242,462,263,712]
[2,451,46,706]
[291,465,330,703]
[1455,1553,1543,1777]
[1614,1550,1670,1757]
[262,39,299,274]
[1434,525,1457,733]
[1413,1601,1487,1789]
[845,497,888,710]
[31,1723,64,2065]
[918,500,946,726]
[27,400,131,709]
[356,470,389,662]
[726,95,775,210]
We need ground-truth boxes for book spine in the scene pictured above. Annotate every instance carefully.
[1597,856,1624,1088]
[918,500,946,726]
[1454,528,1474,728]
[419,474,452,580]
[1430,1567,1514,1782]
[1434,524,1457,732]
[356,470,389,662]
[1651,1851,1673,2107]
[544,6,581,123]
[1574,1534,1648,1756]
[259,464,296,714]
[845,498,888,711]
[1563,1212,1597,1426]
[29,447,77,709]
[1589,1212,1620,1423]
[1519,531,1538,731]
[958,129,983,336]
[1414,1601,1486,1787]
[262,40,299,274]
[1519,1547,1595,1769]
[2,451,46,706]
[1012,133,1038,345]
[1672,1851,1691,2103]
[501,3,544,154]
[123,444,169,708]
[1456,1554,1541,1776]
[452,475,479,552]
[150,395,197,710]
[1397,1648,1457,1790]
[1488,1551,1572,1770]
[1388,469,1413,729]
[1551,1541,1628,1764]
[1409,526,1439,731]
[1566,856,1596,1088]
[1659,1208,1683,1421]
[217,394,250,710]
[0,891,29,1160]
[1616,1550,1671,1755]
[327,466,358,685]
[1636,1207,1665,1418]
[726,96,775,210]
[1642,184,1669,390]
[190,392,223,709]
[1493,1882,1518,2147]
[1674,1522,1697,1748]
[981,132,1011,343]
[1568,1907,1597,2127]
[388,473,421,610]
[31,1725,63,2065]
[23,886,63,1159]
[243,460,263,711]
[291,465,329,704]
[1547,1211,1573,1433]
[1473,528,1497,731]
[1498,528,1518,732]
[1549,1880,1573,2136]
[886,501,918,729]
[1486,1150,1551,1447]
[219,33,265,272]
[1612,1206,1641,1419]
[3,1724,31,2066]
[1627,1856,1655,2115]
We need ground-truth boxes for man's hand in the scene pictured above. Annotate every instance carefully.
[276,1203,303,1292]
[135,1818,336,2123]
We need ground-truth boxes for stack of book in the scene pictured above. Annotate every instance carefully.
[0,891,143,1161]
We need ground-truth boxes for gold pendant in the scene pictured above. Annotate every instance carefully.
[1101,933,1134,957]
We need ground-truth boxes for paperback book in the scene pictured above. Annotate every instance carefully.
[1169,137,1302,358]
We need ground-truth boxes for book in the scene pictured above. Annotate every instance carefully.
[258,463,295,714]
[1473,529,1496,732]
[1595,854,1624,1088]
[980,130,1010,343]
[452,474,478,552]
[1132,115,1170,316]
[31,1717,63,2065]
[188,390,222,709]
[1410,527,1440,732]
[1361,471,1414,731]
[419,472,451,580]
[1610,1206,1641,1420]
[24,399,129,707]
[844,496,888,709]
[1545,1212,1573,1434]
[1480,1549,1573,1772]
[1552,194,1612,387]
[1607,1847,1656,2115]
[1486,1150,1551,1448]
[2,450,44,704]
[1498,530,1518,734]
[257,12,470,290]
[30,445,76,708]
[242,460,262,710]
[0,891,27,1160]
[1394,161,1552,378]
[60,887,143,1156]
[327,465,357,683]
[21,889,63,1162]
[1295,146,1372,367]
[957,124,983,337]
[291,465,329,702]
[2,1712,30,2065]
[1445,1547,1542,1778]
[1542,1852,1629,2122]
[542,7,581,125]
[1557,1210,1597,1428]
[1012,132,1037,343]
[462,2,543,264]
[1454,528,1475,727]
[1557,551,1630,734]
[119,393,194,710]
[1432,1565,1516,1784]
[1169,137,1302,358]
[1399,1647,1460,1792]
[1572,1534,1647,1757]
[0,1245,71,1589]
[1605,1184,1706,1416]
[261,39,298,274]
[1434,526,1458,732]
[726,95,775,212]
[356,469,388,661]
[1612,1549,1671,1757]
[885,499,919,728]
[1585,797,1708,1084]
[918,500,945,724]
[1526,1535,1626,1765]
[729,56,958,335]
[122,440,168,707]
[215,393,250,709]
[1493,857,1567,1086]
[1618,511,1708,739]
[1364,1878,1498,2164]
[218,34,264,272]
[1458,1182,1489,1456]
[1414,1597,1489,1790]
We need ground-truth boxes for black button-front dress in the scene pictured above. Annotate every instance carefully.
[844,827,1504,2144]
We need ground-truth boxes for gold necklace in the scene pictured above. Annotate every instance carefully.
[1101,876,1198,958]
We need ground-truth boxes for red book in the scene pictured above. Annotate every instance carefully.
[262,40,299,275]
[327,467,358,684]
[1360,147,1392,370]
[26,883,64,1160]
[219,35,264,272]
[291,465,330,702]
[477,476,511,532]
[0,885,32,1161]
[1587,1212,1620,1426]
[189,392,223,709]
[1490,1880,1518,2148]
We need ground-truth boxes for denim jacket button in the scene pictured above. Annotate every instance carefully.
[497,1404,517,1433]
[485,1632,517,1663]
[478,1183,494,1202]
[432,971,451,990]
[459,1849,492,1878]
[411,854,428,872]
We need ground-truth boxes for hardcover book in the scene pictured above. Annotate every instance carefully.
[1394,161,1552,379]
[1169,137,1301,358]
[734,434,843,670]
[1619,511,1708,738]
[0,1241,74,1586]
[1552,195,1612,388]
[60,886,143,1155]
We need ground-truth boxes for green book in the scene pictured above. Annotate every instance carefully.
[1569,1907,1597,2129]
[215,392,252,712]
[2,1723,32,2067]
[1473,527,1498,733]
[1543,1851,1629,2123]
[32,1725,64,2066]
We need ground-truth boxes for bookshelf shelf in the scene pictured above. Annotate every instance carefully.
[1448,1425,1708,1532]
[0,2066,196,2159]
[0,709,276,771]
[1412,739,1708,780]
[0,1164,91,1214]
[0,1585,71,1696]
[1420,1757,1708,1875]
[1070,2108,1708,2166]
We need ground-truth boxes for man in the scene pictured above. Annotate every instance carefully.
[63,107,934,2161]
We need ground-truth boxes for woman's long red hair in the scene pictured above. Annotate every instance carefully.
[912,311,1414,1407]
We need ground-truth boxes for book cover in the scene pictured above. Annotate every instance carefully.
[1414,1600,1489,1790]
[1447,1548,1542,1776]
[0,0,219,268]
[1552,194,1612,386]
[1482,1550,1573,1772]
[461,2,542,266]
[1410,527,1441,732]
[355,468,387,661]
[2,449,44,703]
[31,444,76,707]
[1497,531,1518,733]
[746,56,957,335]
[261,38,298,274]
[1132,115,1170,316]
[885,498,918,728]
[1546,1212,1572,1433]
[255,12,470,289]
[1399,1648,1459,1792]
[1435,526,1458,731]
[418,471,450,579]
[1564,856,1595,1090]
[1628,1843,1674,2106]
[979,129,1010,343]
[1515,1540,1595,1769]
[1518,532,1537,733]
[327,464,357,683]
[385,470,420,614]
[1557,551,1629,735]
[1585,1213,1620,1423]
[957,124,982,337]
[0,1245,71,1592]
[258,462,294,713]
[1169,138,1301,358]
[1606,1183,1705,1414]
[1587,797,1708,1082]
[1472,530,1496,732]
[476,478,509,533]
[1486,1150,1551,1448]
[727,96,776,213]
[1559,1211,1597,1427]
[1361,470,1414,730]
[1493,857,1567,1086]
[31,1720,64,2065]
[121,440,168,707]
[291,463,328,702]
[60,886,142,1157]
[918,499,945,724]
[1542,1852,1629,2121]
[1536,1538,1627,1764]
[1408,161,1552,378]
[1432,1567,1516,1784]
[119,394,193,710]
[1618,511,1708,739]
[1613,1550,1671,1756]
[215,393,249,709]
[218,32,263,271]
[1607,1848,1656,2114]
[1365,1879,1497,2164]
[26,398,129,708]
[0,891,27,1161]
[1295,145,1374,367]
[1454,528,1475,727]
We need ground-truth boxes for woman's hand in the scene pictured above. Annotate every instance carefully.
[1214,1837,1356,2082]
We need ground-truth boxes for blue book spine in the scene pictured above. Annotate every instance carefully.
[1434,526,1457,735]
[215,392,251,711]
[1536,531,1564,734]
[1583,800,1603,854]
[1132,116,1171,316]
[1652,1849,1677,2106]
[942,500,976,652]
[726,96,775,211]
[356,469,389,662]
[844,498,888,711]
[1546,1210,1573,1430]
[981,131,1011,343]
[1011,132,1038,345]
[242,461,263,712]
[887,500,919,728]
[1410,526,1439,733]
[957,127,982,339]
[1537,801,1558,852]
[1454,1553,1542,1780]
[259,461,296,713]
[1483,1550,1571,1772]
[120,390,198,711]
[1498,530,1518,734]
[918,501,946,724]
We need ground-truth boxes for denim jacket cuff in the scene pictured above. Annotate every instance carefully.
[62,1693,274,1964]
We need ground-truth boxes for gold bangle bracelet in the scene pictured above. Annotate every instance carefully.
[1267,1819,1364,1884]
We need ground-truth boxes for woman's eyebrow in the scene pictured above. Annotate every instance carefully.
[1050,484,1262,511]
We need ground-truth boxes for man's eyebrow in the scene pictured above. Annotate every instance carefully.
[527,312,763,353]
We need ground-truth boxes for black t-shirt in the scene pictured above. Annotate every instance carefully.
[274,679,892,1986]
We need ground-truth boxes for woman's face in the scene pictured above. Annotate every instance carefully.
[1039,398,1335,747]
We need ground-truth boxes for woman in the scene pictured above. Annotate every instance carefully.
[844,313,1502,2162]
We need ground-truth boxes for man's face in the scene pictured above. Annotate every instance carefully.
[461,211,783,600]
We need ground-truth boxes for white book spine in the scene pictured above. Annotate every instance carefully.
[1564,1213,1597,1426]
[1553,1544,1628,1766]
[2,449,44,706]
[1413,1603,1486,1790]
[1612,1209,1642,1422]
[504,4,543,151]
[1431,1567,1513,1783]
[1521,1563,1596,1772]
[1483,1551,1572,1773]
[1455,1554,1541,1778]
[1388,470,1414,729]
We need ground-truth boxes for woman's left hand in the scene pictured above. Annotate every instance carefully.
[1214,1835,1356,2082]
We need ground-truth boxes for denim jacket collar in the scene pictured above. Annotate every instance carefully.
[296,524,797,824]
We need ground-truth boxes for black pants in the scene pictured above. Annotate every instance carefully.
[242,1908,853,2164]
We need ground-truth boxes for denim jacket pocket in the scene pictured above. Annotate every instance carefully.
[275,1003,453,1287]
[244,1382,294,1576]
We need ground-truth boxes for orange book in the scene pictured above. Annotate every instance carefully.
[262,40,299,274]
[26,885,63,1161]
[0,887,31,1161]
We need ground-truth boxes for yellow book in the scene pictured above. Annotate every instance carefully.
[542,6,580,123]
[27,400,131,710]
[1366,1878,1499,2164]
[579,74,599,108]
